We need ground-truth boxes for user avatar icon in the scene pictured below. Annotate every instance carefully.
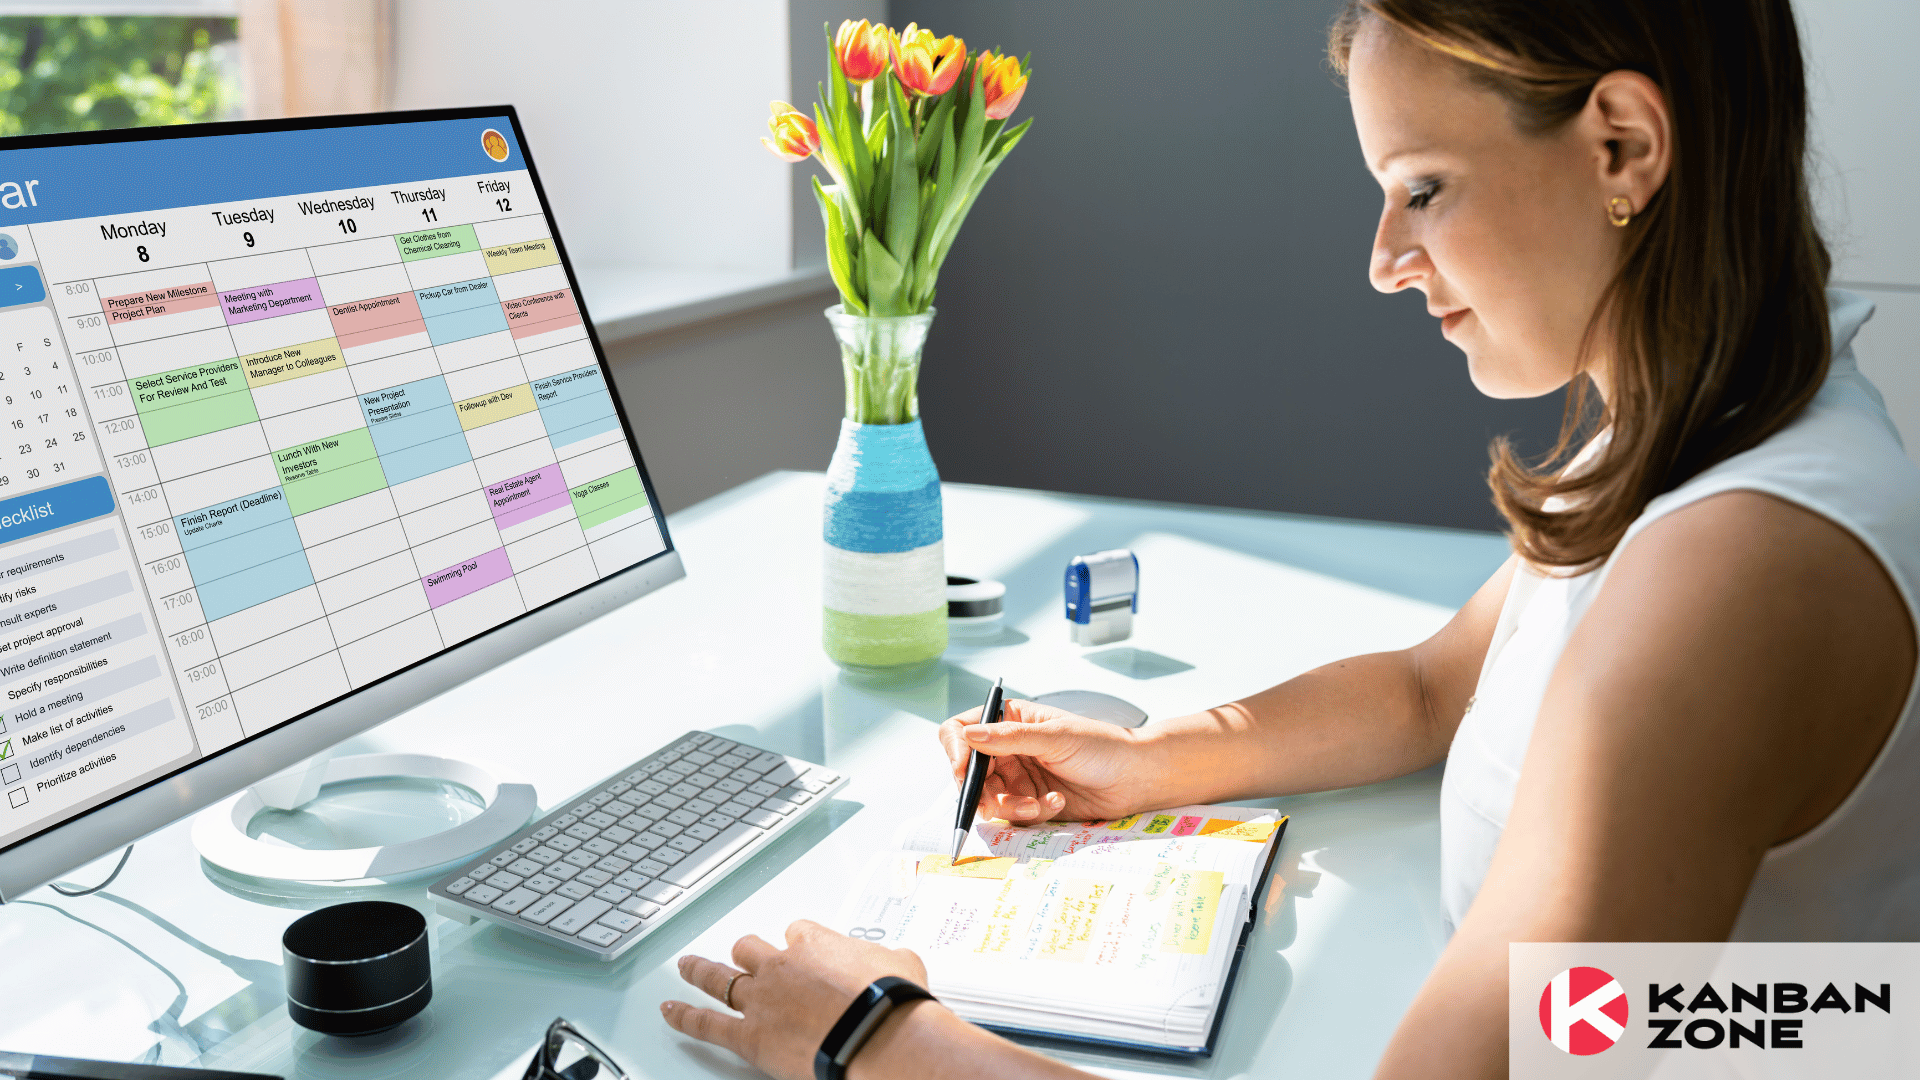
[0,234,17,260]
[481,128,509,162]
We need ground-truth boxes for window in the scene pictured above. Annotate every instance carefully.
[0,11,240,135]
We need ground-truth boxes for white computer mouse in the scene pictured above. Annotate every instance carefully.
[1031,690,1149,728]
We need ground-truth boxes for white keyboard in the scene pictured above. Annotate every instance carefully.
[430,731,844,960]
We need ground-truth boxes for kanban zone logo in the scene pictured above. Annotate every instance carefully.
[1540,966,1629,1054]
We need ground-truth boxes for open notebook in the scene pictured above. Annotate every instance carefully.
[838,801,1289,1055]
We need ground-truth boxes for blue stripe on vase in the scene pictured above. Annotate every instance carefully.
[825,419,939,492]
[824,479,943,553]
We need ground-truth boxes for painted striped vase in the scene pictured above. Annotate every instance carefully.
[821,307,947,670]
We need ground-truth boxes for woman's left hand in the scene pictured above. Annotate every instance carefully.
[663,919,934,1080]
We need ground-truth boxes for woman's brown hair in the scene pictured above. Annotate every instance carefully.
[1330,0,1832,570]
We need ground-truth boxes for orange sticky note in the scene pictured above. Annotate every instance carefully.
[919,854,1016,879]
[1197,818,1282,842]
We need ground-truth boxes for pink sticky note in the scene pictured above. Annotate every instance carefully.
[1171,815,1204,836]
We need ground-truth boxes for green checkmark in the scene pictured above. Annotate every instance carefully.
[0,739,10,760]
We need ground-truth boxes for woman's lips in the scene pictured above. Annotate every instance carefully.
[1440,309,1469,336]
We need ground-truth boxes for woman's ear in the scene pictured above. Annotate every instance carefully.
[1582,70,1671,217]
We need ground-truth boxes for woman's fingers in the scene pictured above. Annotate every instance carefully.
[678,954,746,1007]
[661,1000,748,1055]
[731,933,778,974]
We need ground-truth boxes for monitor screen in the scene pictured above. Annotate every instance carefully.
[0,109,673,869]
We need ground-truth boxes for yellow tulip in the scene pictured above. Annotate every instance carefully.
[976,51,1029,120]
[761,100,820,163]
[890,23,965,97]
[834,19,890,85]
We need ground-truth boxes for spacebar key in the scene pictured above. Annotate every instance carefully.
[661,823,760,888]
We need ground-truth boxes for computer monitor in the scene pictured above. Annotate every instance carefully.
[0,107,684,900]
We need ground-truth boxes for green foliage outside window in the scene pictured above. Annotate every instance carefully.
[0,16,240,137]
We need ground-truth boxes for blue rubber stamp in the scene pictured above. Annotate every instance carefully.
[1065,549,1138,646]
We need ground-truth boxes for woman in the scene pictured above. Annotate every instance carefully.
[662,0,1920,1075]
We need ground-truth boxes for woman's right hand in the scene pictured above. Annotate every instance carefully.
[937,699,1157,825]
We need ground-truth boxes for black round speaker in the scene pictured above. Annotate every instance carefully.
[283,900,432,1035]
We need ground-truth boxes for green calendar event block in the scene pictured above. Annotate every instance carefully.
[275,427,388,515]
[570,467,647,530]
[130,358,259,445]
[395,224,480,262]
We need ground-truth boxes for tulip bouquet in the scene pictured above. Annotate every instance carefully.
[765,20,1031,324]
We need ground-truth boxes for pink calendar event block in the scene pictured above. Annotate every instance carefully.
[502,287,582,339]
[486,465,571,529]
[327,290,427,348]
[221,277,325,324]
[422,546,514,608]
[102,280,219,324]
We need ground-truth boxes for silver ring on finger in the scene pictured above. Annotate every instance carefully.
[723,971,748,1010]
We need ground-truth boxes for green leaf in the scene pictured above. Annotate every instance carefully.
[884,73,921,287]
[912,117,958,308]
[863,230,907,316]
[924,117,1032,291]
[986,115,1032,164]
[813,176,866,315]
[920,63,989,287]
[917,92,955,173]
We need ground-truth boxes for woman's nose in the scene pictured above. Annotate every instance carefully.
[1370,205,1430,294]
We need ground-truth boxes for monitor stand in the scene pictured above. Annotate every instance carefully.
[191,754,537,888]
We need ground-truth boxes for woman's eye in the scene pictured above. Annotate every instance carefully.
[1406,183,1441,210]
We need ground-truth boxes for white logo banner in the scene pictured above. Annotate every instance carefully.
[1511,943,1917,1078]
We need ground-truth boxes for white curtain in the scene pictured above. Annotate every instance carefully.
[239,0,392,118]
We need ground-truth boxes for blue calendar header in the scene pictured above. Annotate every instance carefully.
[0,114,526,227]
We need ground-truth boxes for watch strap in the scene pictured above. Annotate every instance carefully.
[814,976,936,1080]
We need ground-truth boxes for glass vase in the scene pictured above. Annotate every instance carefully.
[821,305,947,672]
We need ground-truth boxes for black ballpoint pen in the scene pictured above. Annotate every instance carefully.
[952,676,1006,860]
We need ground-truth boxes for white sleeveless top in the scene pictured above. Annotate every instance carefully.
[1439,289,1920,940]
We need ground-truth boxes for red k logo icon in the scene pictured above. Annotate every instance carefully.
[1538,966,1628,1055]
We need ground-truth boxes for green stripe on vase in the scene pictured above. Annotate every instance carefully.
[823,607,948,668]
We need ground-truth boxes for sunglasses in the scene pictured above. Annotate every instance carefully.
[521,1017,629,1080]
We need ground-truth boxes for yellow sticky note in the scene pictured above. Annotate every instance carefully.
[1160,870,1226,955]
[1107,813,1143,831]
[919,854,1015,879]
[1198,818,1282,842]
[1037,878,1111,963]
[1142,814,1176,834]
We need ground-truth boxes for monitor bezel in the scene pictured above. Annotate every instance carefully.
[0,105,685,900]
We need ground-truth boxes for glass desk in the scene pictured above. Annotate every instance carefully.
[0,471,1508,1079]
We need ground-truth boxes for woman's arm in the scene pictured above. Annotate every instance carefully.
[1373,491,1915,1078]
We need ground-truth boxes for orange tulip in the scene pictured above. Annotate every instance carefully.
[890,23,965,97]
[761,100,819,162]
[976,51,1029,120]
[834,19,890,85]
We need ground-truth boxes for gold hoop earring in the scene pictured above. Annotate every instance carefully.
[1608,196,1633,227]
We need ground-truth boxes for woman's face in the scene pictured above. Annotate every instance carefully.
[1348,21,1626,399]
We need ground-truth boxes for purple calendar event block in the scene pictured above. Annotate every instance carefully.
[486,466,570,529]
[422,546,513,608]
[221,277,326,325]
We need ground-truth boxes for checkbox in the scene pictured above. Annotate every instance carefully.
[7,787,25,808]
[0,738,10,761]
[0,764,17,784]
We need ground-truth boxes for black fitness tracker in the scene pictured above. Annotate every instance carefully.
[814,976,937,1080]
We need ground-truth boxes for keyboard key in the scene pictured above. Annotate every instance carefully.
[760,762,804,787]
[546,862,580,881]
[594,884,632,904]
[588,793,615,806]
[662,823,760,888]
[668,835,703,854]
[664,762,698,779]
[552,814,580,829]
[524,874,562,894]
[728,768,761,784]
[548,835,582,852]
[700,763,734,780]
[631,833,666,850]
[492,887,539,914]
[571,803,596,817]
[638,881,684,904]
[713,778,748,795]
[511,838,540,854]
[577,867,614,887]
[688,732,712,745]
[775,787,812,805]
[552,898,614,934]
[487,871,524,890]
[446,877,476,895]
[623,771,648,785]
[564,850,599,868]
[558,880,594,900]
[798,779,829,795]
[716,754,749,770]
[607,781,632,795]
[613,870,651,890]
[533,825,560,840]
[669,783,703,800]
[578,924,623,947]
[523,895,574,925]
[508,858,544,877]
[706,739,737,755]
[595,856,632,874]
[614,843,649,861]
[617,897,663,918]
[566,823,599,841]
[636,858,672,877]
[648,821,685,839]
[671,741,698,754]
[748,780,781,798]
[701,813,738,830]
[604,802,635,819]
[619,814,652,832]
[653,793,686,810]
[490,851,517,867]
[667,809,700,827]
[585,811,618,828]
[526,846,561,865]
[685,823,720,842]
[718,801,756,819]
[749,752,785,773]
[743,809,782,829]
[637,779,671,797]
[650,847,684,865]
[683,751,715,766]
[583,837,618,856]
[636,804,669,822]
[762,799,798,815]
[598,911,643,933]
[684,799,718,816]
[464,884,503,905]
[684,773,717,790]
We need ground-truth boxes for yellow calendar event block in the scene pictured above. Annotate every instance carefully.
[241,337,345,388]
[483,238,559,276]
[456,383,535,430]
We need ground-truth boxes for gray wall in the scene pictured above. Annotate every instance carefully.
[892,0,1562,532]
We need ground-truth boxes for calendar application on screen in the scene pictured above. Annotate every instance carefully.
[0,118,663,845]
